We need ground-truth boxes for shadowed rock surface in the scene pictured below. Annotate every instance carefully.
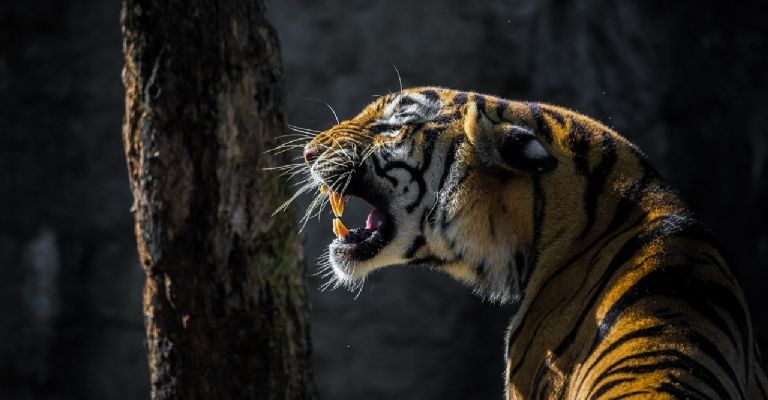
[1,0,766,399]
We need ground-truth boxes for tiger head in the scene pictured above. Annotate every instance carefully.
[298,87,627,303]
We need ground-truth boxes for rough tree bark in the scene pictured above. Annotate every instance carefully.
[120,0,314,399]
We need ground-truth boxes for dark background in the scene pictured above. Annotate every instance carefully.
[1,1,766,399]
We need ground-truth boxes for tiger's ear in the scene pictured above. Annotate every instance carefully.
[464,101,557,173]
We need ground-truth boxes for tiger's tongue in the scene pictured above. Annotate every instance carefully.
[366,209,381,231]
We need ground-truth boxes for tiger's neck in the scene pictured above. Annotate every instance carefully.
[504,212,650,397]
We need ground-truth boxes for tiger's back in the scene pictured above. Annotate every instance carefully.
[496,102,768,399]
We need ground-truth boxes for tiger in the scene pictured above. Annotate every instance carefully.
[287,87,768,399]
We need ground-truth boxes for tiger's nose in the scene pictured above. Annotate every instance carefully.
[303,145,319,163]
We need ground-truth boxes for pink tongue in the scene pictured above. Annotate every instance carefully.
[365,209,381,230]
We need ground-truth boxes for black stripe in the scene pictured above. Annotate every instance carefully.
[526,102,554,144]
[407,210,431,259]
[544,108,566,127]
[506,211,647,365]
[590,377,635,399]
[420,89,439,102]
[689,330,746,399]
[536,381,551,399]
[507,211,646,353]
[586,216,698,343]
[439,167,471,231]
[418,127,444,171]
[382,160,425,214]
[577,325,665,395]
[404,235,426,259]
[701,252,735,284]
[408,255,451,267]
[595,351,734,400]
[530,355,554,398]
[665,374,715,400]
[514,251,527,285]
[579,132,618,240]
[655,384,699,400]
[506,177,550,370]
[430,136,465,227]
[371,153,399,186]
[398,95,418,107]
[602,167,652,235]
[495,99,509,122]
[588,259,742,371]
[488,214,496,240]
[437,136,465,193]
[575,216,691,329]
[474,261,488,280]
[398,112,420,119]
[453,92,468,105]
[431,111,461,125]
[699,277,749,353]
[570,327,666,397]
[369,123,401,135]
[610,390,651,400]
[475,95,486,114]
[568,119,590,176]
[530,227,664,384]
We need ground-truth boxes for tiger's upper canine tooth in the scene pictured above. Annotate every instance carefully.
[333,218,349,238]
[329,191,345,217]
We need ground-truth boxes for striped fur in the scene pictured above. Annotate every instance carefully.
[302,87,768,399]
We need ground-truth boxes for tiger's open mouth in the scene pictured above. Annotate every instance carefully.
[323,182,395,278]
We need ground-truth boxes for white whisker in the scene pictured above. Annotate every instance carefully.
[287,123,322,133]
[305,98,340,125]
[390,62,403,93]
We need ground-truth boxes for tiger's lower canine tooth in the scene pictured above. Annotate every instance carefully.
[333,218,349,238]
[329,191,344,217]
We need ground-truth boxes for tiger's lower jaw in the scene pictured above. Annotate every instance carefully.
[327,208,396,282]
[329,230,386,277]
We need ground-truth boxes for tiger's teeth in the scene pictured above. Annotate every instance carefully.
[329,191,347,237]
[329,191,345,217]
[319,184,328,193]
[333,218,349,238]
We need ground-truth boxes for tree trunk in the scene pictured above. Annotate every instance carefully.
[120,1,314,399]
